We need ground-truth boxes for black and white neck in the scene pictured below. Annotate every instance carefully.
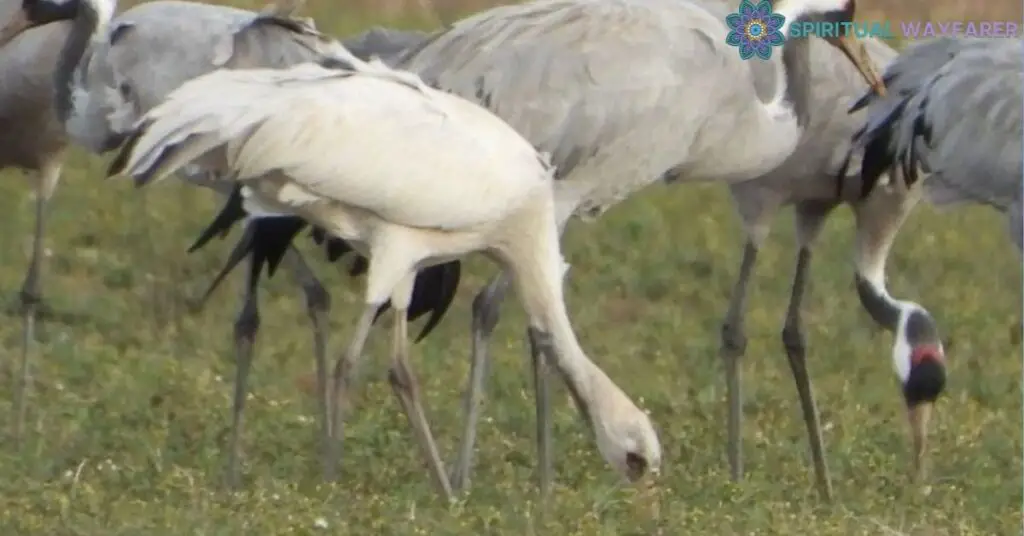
[854,265,946,407]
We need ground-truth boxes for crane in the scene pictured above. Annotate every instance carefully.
[842,36,1021,478]
[382,0,932,501]
[0,0,77,445]
[107,58,662,502]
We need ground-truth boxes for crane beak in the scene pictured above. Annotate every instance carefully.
[907,401,932,481]
[0,8,32,48]
[826,34,887,96]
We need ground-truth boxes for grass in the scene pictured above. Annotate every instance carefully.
[0,0,1021,534]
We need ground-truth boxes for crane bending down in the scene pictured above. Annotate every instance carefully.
[846,36,1023,250]
[0,0,453,487]
[108,59,662,499]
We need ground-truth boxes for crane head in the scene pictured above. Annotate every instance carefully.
[901,342,945,482]
[774,0,887,96]
[895,308,946,483]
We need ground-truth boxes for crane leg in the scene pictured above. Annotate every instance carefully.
[449,273,510,493]
[280,248,333,478]
[326,304,378,482]
[12,163,61,447]
[389,302,454,501]
[526,326,554,497]
[226,255,261,489]
[781,247,832,501]
[720,241,758,481]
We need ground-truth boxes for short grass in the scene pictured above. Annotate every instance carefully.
[0,0,1021,534]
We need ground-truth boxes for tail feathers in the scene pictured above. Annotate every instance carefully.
[192,217,308,308]
[189,186,247,253]
[193,221,260,308]
[369,261,462,342]
[848,84,931,199]
[307,226,461,341]
[106,70,305,185]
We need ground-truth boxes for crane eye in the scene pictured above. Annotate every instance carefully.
[118,82,132,99]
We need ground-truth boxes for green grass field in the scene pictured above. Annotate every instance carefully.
[0,1,1021,534]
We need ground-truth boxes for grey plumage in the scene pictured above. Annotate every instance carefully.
[0,0,73,446]
[724,34,946,493]
[848,36,1023,249]
[369,0,915,501]
[342,26,429,62]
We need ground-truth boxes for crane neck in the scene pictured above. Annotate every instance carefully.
[854,274,901,331]
[776,32,812,129]
[54,0,110,125]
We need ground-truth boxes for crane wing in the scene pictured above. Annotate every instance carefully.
[393,0,757,181]
[849,37,1022,209]
[109,63,553,231]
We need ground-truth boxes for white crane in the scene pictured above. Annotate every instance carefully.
[107,59,662,501]
[848,36,1023,250]
[0,0,441,487]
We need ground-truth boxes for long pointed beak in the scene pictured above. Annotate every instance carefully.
[828,34,887,97]
[907,402,932,481]
[0,9,33,48]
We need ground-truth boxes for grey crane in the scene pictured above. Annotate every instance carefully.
[847,36,1023,250]
[248,0,903,500]
[0,0,457,488]
[0,0,78,445]
[209,0,941,501]
[370,0,939,500]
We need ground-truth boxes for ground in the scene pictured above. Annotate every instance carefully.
[0,0,1021,534]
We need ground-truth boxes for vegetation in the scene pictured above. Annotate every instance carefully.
[0,0,1020,533]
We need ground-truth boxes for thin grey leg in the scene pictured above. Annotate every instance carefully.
[225,256,261,489]
[781,247,833,501]
[280,247,333,478]
[721,241,759,481]
[449,274,510,493]
[12,178,52,447]
[526,326,553,498]
[388,307,454,500]
[326,305,378,481]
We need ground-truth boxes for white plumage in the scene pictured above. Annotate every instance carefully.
[110,59,661,497]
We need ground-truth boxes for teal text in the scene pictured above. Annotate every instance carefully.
[788,21,894,39]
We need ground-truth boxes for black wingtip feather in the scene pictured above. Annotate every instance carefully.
[106,126,146,178]
[835,150,853,199]
[412,261,461,343]
[859,131,893,199]
[188,186,246,253]
[848,91,874,114]
[194,222,258,308]
[252,217,308,277]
